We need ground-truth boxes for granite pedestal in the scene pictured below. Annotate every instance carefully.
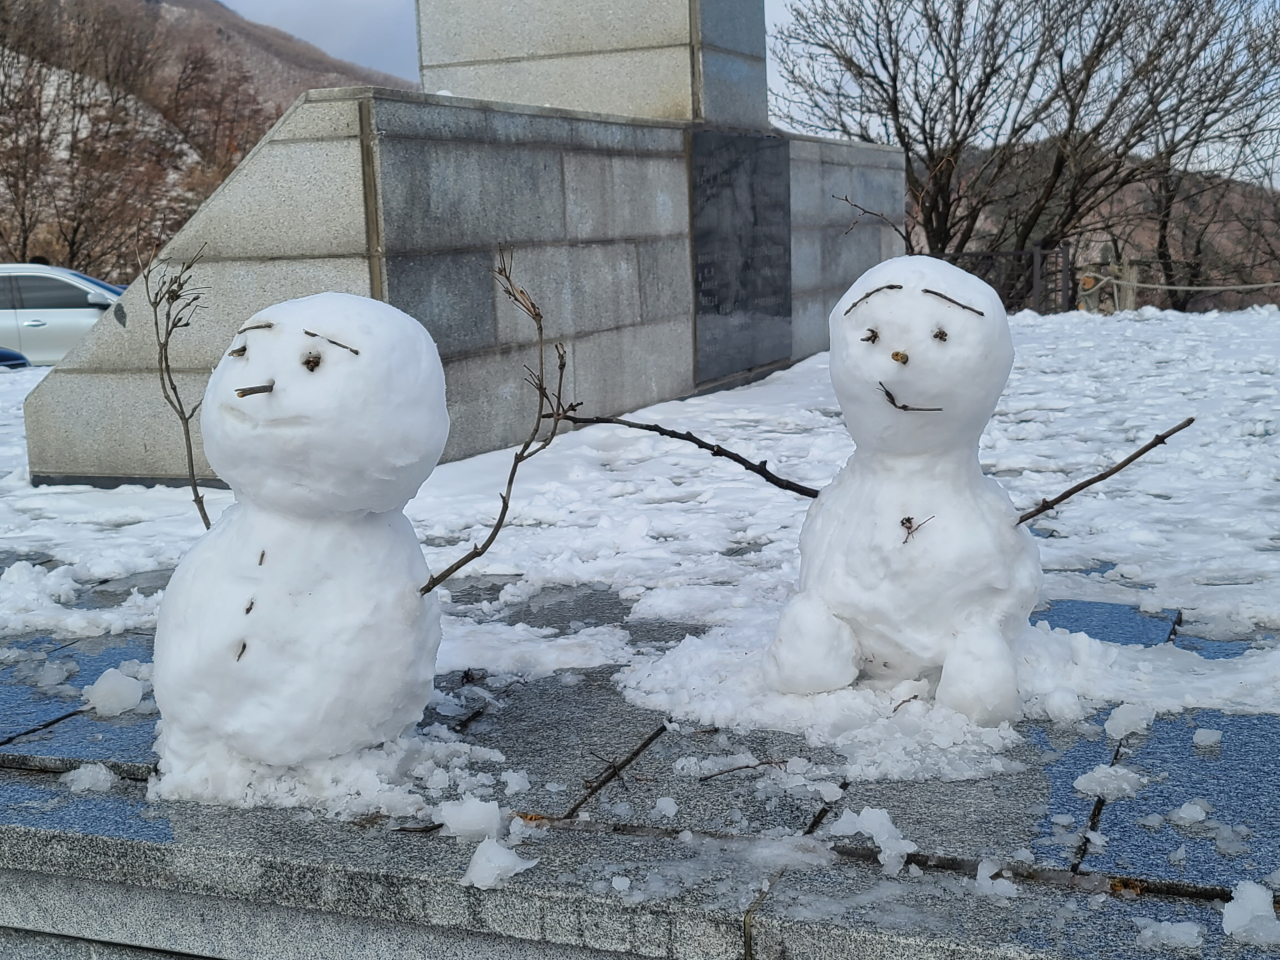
[2,566,1276,959]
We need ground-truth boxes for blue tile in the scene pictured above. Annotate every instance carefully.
[1170,635,1256,660]
[1034,600,1178,647]
[1022,722,1117,869]
[1081,712,1280,888]
[0,773,171,843]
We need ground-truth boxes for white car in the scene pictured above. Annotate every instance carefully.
[0,263,122,365]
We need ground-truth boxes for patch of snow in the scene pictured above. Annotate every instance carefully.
[1073,763,1147,800]
[60,763,118,793]
[83,668,142,717]
[1133,918,1204,950]
[1192,728,1222,747]
[1223,880,1280,945]
[460,838,537,889]
[436,794,502,840]
[827,806,917,876]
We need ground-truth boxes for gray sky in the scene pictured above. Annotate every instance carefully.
[221,0,794,86]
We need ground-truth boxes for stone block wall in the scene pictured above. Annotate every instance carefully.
[23,88,903,486]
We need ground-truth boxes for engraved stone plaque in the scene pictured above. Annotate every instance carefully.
[690,129,792,384]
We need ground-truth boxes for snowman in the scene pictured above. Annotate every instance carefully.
[152,292,449,794]
[762,257,1041,725]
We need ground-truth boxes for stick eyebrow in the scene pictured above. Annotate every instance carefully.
[843,284,903,315]
[921,289,985,316]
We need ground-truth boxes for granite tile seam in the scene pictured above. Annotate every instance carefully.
[0,751,154,782]
[0,708,85,749]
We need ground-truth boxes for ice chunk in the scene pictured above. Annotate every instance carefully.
[1136,814,1165,829]
[1133,918,1204,950]
[652,797,678,818]
[1168,801,1209,826]
[1222,880,1280,945]
[83,668,142,717]
[1073,763,1146,800]
[1168,844,1187,865]
[828,807,917,876]
[976,859,1019,899]
[500,770,530,795]
[60,763,118,793]
[611,876,631,892]
[460,838,537,889]
[1192,728,1222,747]
[436,794,502,840]
[1104,703,1155,740]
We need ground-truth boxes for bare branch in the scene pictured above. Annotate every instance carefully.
[142,240,211,529]
[421,248,576,594]
[1018,417,1195,525]
[547,413,821,499]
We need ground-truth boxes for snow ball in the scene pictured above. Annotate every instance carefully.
[1044,687,1085,722]
[1168,844,1187,865]
[1168,801,1209,826]
[1193,728,1223,747]
[60,763,118,793]
[1222,880,1280,945]
[1133,918,1204,950]
[611,875,631,892]
[460,838,538,889]
[652,797,678,818]
[678,830,694,844]
[1104,703,1155,740]
[1073,763,1147,801]
[500,770,530,795]
[436,794,502,840]
[83,668,142,717]
[976,859,1019,899]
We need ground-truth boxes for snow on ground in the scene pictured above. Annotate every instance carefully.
[1,305,1279,789]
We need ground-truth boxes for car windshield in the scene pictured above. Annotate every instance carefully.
[69,271,124,296]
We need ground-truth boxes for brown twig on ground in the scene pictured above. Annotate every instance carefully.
[421,248,579,594]
[1017,417,1195,526]
[697,758,787,782]
[142,243,211,530]
[546,412,821,499]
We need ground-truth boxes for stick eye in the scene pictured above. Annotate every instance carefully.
[302,352,322,371]
[861,329,879,343]
[933,329,948,342]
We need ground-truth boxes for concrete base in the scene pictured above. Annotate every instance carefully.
[1,565,1267,959]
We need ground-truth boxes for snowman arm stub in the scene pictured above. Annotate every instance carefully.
[1017,416,1195,525]
[420,250,577,595]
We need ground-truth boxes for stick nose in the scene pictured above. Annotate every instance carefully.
[891,351,909,365]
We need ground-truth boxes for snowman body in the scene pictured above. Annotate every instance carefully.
[763,257,1040,724]
[153,293,449,791]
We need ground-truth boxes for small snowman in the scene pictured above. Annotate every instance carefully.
[763,257,1041,725]
[152,293,449,795]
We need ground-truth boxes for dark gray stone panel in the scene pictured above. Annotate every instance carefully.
[386,251,498,360]
[690,130,791,384]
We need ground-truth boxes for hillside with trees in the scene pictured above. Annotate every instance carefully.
[0,0,415,284]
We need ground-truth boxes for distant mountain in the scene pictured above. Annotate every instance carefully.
[150,0,417,113]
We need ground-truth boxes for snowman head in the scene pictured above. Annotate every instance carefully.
[829,257,1011,457]
[201,292,449,516]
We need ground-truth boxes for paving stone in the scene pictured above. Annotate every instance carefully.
[1080,711,1280,890]
[1033,599,1178,647]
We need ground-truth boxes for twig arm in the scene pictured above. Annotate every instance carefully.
[549,413,821,499]
[1017,417,1195,525]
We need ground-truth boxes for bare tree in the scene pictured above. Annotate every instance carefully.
[774,0,1280,275]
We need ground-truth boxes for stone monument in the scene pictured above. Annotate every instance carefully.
[23,0,904,486]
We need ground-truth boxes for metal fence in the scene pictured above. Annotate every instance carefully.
[931,243,1073,313]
